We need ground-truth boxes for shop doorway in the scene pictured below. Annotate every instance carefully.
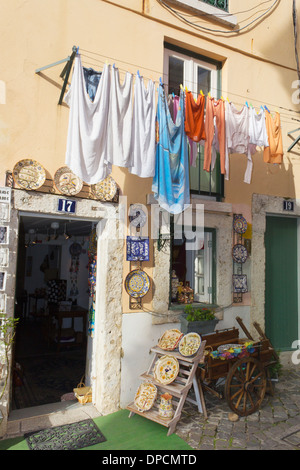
[12,214,96,410]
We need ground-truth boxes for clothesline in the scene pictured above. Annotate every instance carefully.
[78,50,300,122]
[64,53,284,216]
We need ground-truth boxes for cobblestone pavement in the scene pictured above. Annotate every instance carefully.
[175,368,300,450]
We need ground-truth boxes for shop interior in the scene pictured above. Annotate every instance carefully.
[12,214,96,410]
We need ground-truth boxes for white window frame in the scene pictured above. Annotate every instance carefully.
[165,0,237,28]
[186,231,213,303]
[164,48,218,97]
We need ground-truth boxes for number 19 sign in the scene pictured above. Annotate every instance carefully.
[57,198,76,214]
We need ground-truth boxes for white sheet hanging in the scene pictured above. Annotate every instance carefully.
[129,75,156,178]
[106,67,133,167]
[64,54,112,184]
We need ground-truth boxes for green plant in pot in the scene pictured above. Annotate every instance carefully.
[180,305,218,335]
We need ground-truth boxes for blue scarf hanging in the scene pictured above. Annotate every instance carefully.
[152,85,190,214]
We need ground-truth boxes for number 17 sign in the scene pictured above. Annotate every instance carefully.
[57,198,76,214]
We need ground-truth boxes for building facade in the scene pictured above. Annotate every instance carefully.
[0,0,299,436]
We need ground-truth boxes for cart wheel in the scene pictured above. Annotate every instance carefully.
[224,357,267,417]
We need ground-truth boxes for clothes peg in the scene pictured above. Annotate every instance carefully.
[185,86,188,93]
[137,70,140,78]
[159,77,163,86]
[245,101,249,108]
[200,90,204,96]
[264,105,270,113]
[208,92,211,98]
[76,46,79,54]
[180,84,184,91]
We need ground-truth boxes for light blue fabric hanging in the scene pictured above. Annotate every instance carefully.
[152,85,190,214]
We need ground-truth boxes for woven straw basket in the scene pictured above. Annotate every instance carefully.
[73,377,92,404]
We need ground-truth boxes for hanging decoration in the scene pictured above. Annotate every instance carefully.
[69,242,82,296]
[88,228,97,336]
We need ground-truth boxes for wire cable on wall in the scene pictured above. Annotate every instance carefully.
[156,0,281,34]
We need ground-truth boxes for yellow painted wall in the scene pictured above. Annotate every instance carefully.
[1,0,300,312]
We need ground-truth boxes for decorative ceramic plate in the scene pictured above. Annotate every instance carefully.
[90,176,118,201]
[233,274,248,293]
[217,344,241,353]
[13,159,46,190]
[134,382,157,413]
[232,244,248,263]
[179,333,201,357]
[124,269,150,298]
[153,355,179,385]
[54,166,83,195]
[126,236,150,262]
[128,204,147,228]
[158,329,183,351]
[233,215,248,234]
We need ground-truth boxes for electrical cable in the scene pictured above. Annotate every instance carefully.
[293,0,300,82]
[156,0,281,34]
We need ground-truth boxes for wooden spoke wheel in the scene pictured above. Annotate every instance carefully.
[224,357,267,417]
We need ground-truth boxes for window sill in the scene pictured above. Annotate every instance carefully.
[169,302,224,320]
[165,0,237,28]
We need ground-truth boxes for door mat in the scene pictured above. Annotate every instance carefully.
[25,419,106,450]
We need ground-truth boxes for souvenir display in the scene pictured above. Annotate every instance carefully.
[134,382,157,412]
[158,393,174,419]
[158,329,183,351]
[233,215,248,234]
[177,281,194,304]
[126,236,150,262]
[179,333,201,357]
[232,244,248,264]
[171,270,179,302]
[232,274,248,293]
[153,355,179,385]
[124,269,150,298]
[128,204,147,228]
[54,166,83,195]
[12,159,46,190]
[88,256,97,336]
[210,342,255,360]
[90,176,118,201]
[47,280,67,304]
[88,229,97,257]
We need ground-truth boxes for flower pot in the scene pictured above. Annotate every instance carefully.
[180,314,219,335]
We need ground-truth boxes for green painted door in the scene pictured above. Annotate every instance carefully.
[265,216,298,350]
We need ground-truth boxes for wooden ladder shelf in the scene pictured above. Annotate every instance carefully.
[127,340,207,436]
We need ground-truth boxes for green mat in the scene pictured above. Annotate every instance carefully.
[0,410,192,451]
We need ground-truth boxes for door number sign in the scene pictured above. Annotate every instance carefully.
[57,198,76,214]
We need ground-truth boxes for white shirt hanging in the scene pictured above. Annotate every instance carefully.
[106,66,133,167]
[225,102,255,184]
[64,54,112,184]
[248,107,269,147]
[129,75,156,178]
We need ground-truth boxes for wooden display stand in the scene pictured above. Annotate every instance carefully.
[127,340,207,436]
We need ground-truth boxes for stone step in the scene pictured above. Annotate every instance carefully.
[6,401,102,439]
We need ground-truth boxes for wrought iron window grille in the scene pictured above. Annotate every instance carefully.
[201,0,228,12]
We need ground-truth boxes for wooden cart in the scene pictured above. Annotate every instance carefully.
[197,317,279,417]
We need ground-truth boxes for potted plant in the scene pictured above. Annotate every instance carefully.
[180,305,219,335]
